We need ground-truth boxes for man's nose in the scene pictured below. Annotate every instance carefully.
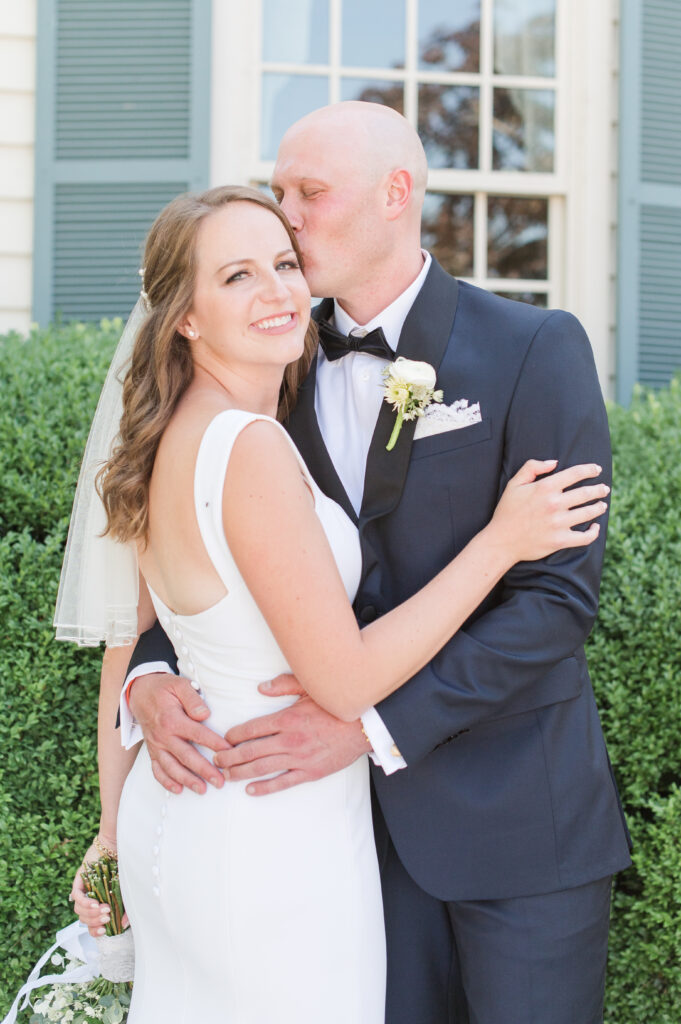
[280,198,302,231]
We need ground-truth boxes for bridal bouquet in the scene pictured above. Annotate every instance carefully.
[6,856,132,1024]
[26,962,131,1023]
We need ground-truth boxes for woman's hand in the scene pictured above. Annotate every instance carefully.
[490,459,609,563]
[69,833,129,937]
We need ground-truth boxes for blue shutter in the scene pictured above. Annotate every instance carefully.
[617,0,681,402]
[33,0,211,324]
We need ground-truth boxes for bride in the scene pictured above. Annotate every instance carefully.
[66,186,608,1023]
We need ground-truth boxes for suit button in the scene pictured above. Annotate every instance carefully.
[359,605,377,623]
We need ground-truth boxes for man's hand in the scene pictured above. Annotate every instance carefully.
[214,674,370,796]
[129,672,230,794]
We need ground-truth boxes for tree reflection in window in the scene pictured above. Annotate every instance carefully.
[421,193,475,278]
[488,197,548,279]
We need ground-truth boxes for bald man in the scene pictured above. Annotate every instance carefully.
[124,103,631,1023]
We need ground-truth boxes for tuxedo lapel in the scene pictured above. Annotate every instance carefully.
[285,300,358,524]
[360,260,460,523]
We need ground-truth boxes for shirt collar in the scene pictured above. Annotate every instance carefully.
[331,250,432,353]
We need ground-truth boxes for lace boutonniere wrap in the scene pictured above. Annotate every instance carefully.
[382,357,444,451]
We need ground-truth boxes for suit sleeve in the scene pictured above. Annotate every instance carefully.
[126,619,179,678]
[375,311,612,764]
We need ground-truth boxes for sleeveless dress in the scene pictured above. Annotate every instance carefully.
[117,410,386,1024]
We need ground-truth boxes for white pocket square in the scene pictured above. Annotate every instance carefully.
[413,399,482,440]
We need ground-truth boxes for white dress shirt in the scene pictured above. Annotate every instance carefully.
[315,252,431,773]
[121,253,432,771]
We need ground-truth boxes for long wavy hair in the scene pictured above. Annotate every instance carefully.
[98,185,317,544]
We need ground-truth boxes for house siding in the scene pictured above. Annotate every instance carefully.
[0,2,36,335]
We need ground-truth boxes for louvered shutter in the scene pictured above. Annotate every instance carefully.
[617,0,681,401]
[33,0,211,324]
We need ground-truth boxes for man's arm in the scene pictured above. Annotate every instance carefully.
[125,621,230,793]
[376,310,611,762]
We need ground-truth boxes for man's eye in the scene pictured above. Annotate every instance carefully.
[277,260,300,271]
[302,190,320,199]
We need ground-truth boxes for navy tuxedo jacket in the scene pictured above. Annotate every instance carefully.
[129,258,631,901]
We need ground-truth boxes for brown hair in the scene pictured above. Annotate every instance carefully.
[98,185,317,543]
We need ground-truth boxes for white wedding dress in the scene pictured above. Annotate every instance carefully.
[117,410,386,1023]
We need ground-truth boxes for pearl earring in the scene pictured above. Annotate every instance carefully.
[187,328,196,339]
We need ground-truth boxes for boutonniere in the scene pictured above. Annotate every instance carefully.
[382,357,444,451]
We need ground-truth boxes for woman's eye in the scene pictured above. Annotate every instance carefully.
[226,270,248,284]
[277,260,300,271]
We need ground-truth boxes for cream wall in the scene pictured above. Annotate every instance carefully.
[0,1,36,335]
[563,0,620,400]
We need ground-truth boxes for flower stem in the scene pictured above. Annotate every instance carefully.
[386,409,403,451]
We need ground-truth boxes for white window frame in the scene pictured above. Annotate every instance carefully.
[211,0,618,392]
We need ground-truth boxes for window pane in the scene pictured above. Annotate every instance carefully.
[342,0,405,69]
[261,74,329,160]
[341,79,404,114]
[493,291,548,307]
[487,196,548,279]
[262,0,329,64]
[492,88,554,172]
[421,193,475,278]
[418,85,479,169]
[494,0,555,77]
[418,0,480,73]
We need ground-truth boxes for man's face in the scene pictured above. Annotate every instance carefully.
[271,125,385,302]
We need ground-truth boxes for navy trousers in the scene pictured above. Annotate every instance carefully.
[380,831,612,1024]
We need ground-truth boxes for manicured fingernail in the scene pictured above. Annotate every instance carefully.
[603,485,610,494]
[246,784,256,795]
[96,927,106,936]
[594,465,602,473]
[260,680,272,691]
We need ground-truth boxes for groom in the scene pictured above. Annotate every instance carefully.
[122,103,631,1022]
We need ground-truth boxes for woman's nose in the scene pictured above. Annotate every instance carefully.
[260,270,291,302]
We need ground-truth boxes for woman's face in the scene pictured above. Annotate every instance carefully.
[185,201,311,375]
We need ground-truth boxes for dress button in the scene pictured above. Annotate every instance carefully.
[174,627,181,638]
[161,805,167,817]
[359,605,377,623]
[187,661,195,672]
[181,645,189,655]
[156,824,163,836]
[152,886,160,898]
[162,615,170,626]
[153,845,159,856]
[151,865,160,877]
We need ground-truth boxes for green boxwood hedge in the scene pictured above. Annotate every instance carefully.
[0,323,679,1021]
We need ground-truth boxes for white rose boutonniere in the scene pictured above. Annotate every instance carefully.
[382,357,444,451]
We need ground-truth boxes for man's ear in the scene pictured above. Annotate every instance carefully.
[384,169,413,219]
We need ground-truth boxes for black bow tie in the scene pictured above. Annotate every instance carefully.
[317,319,394,362]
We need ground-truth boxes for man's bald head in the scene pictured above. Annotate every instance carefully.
[283,101,428,200]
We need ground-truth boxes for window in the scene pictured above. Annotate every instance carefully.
[252,0,564,306]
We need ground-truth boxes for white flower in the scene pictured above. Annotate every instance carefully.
[389,356,438,390]
[382,357,443,451]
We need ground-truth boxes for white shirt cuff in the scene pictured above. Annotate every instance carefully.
[119,660,175,751]
[360,706,407,775]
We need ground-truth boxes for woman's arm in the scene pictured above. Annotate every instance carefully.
[223,422,607,722]
[70,575,156,934]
